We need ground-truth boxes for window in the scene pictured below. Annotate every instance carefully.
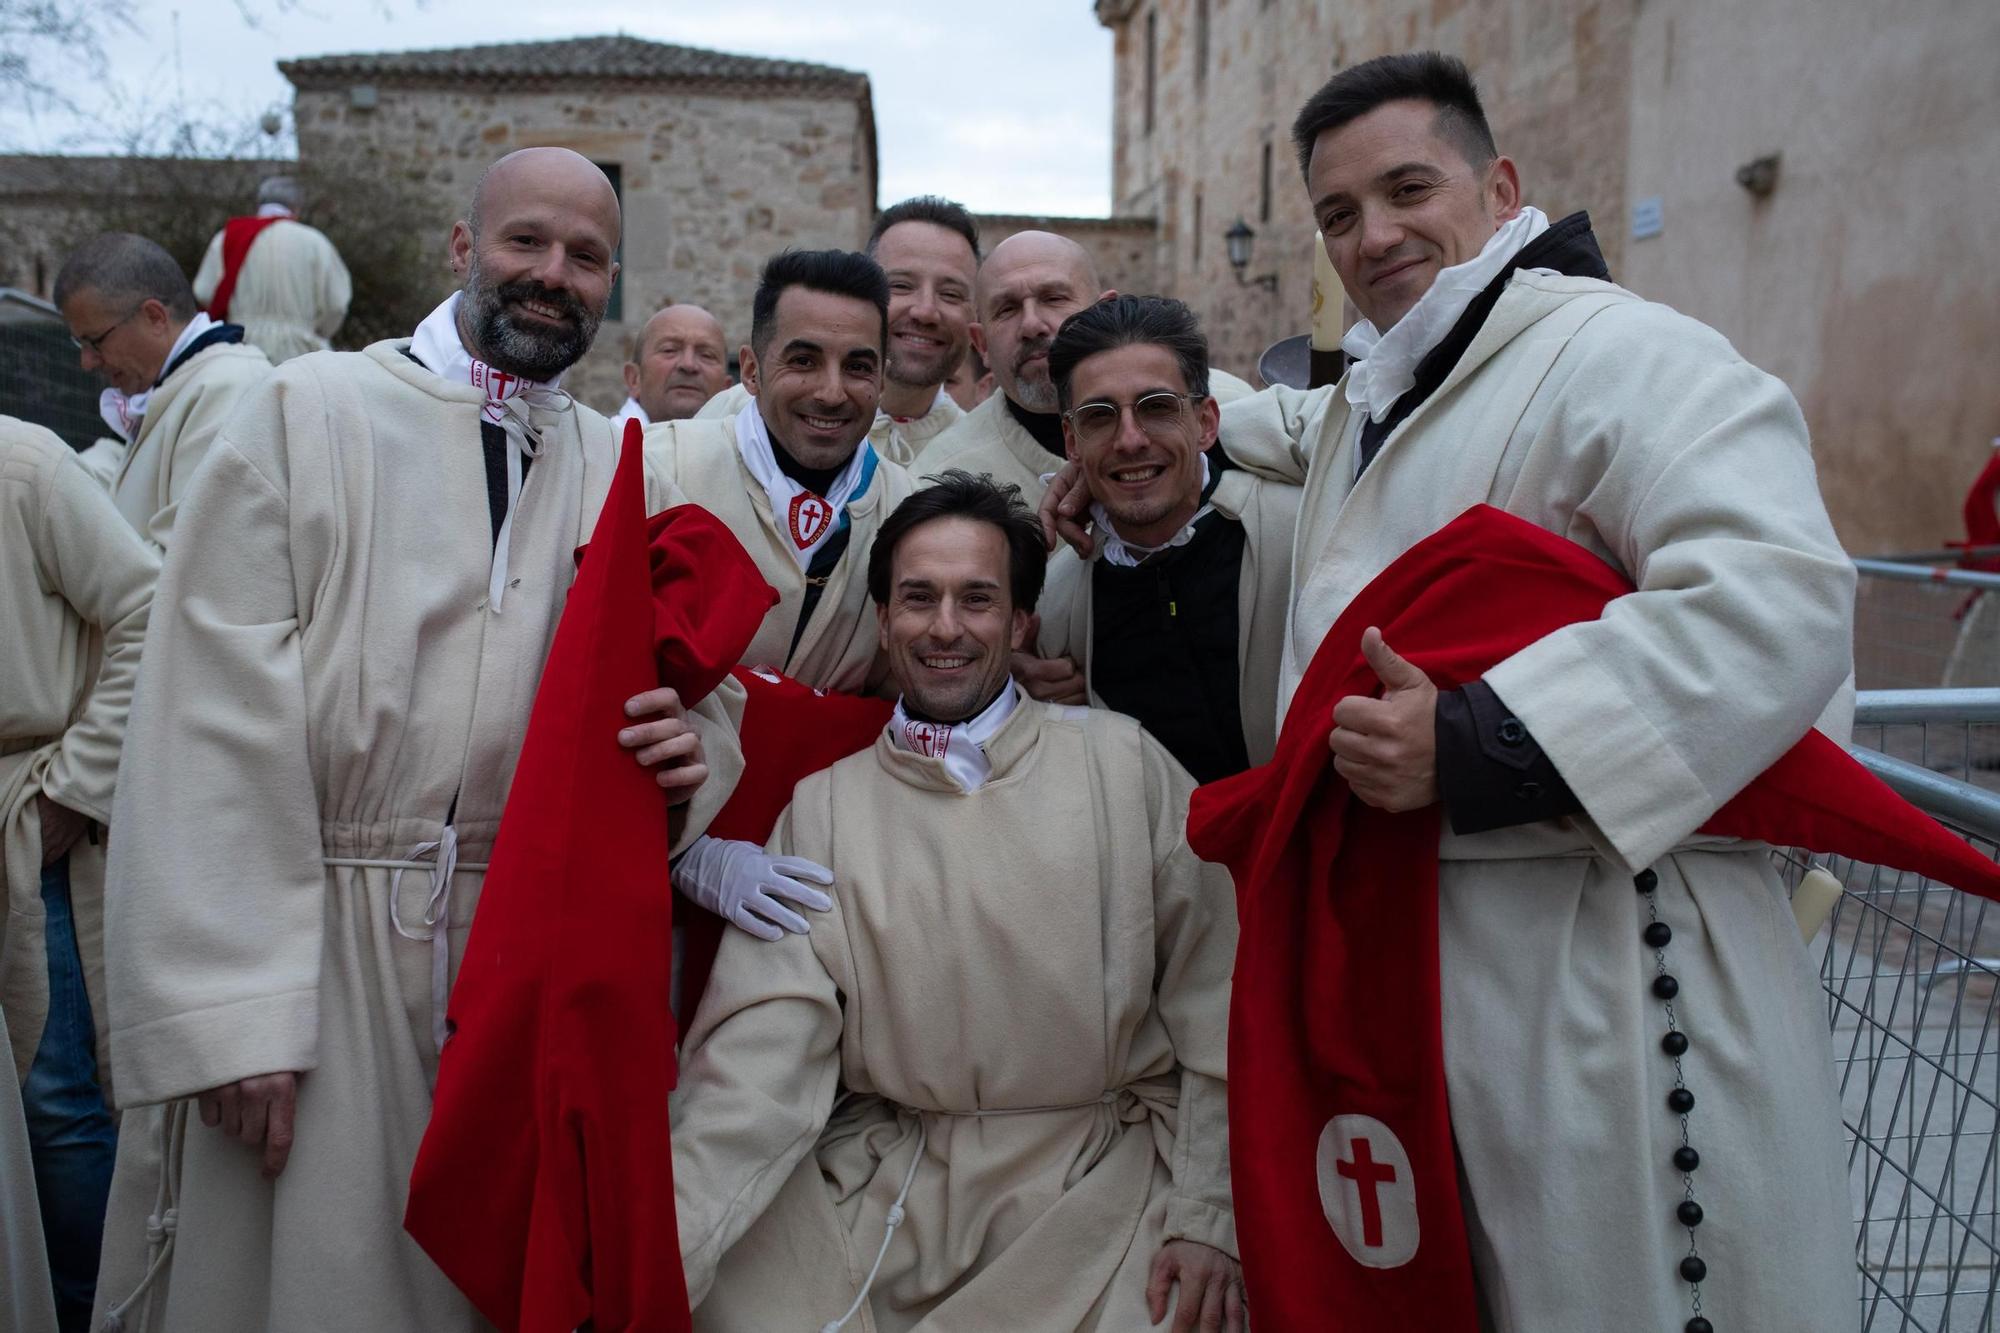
[1193,188,1203,265]
[1259,141,1273,223]
[1144,10,1157,135]
[594,161,625,323]
[1196,0,1210,92]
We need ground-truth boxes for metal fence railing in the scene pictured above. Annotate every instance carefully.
[1788,690,2000,1330]
[0,287,103,451]
[1854,554,2000,692]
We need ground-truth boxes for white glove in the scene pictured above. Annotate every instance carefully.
[671,835,834,942]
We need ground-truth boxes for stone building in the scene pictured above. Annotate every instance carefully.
[279,34,879,410]
[1094,0,2000,552]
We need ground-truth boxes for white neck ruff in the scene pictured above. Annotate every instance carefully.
[888,681,1021,793]
[733,401,874,571]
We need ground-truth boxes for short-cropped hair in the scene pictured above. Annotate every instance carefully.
[1291,51,1496,181]
[257,175,303,212]
[868,196,981,261]
[1048,295,1211,412]
[868,469,1047,613]
[52,232,198,321]
[749,248,890,359]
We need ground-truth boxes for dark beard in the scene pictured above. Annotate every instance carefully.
[461,265,602,380]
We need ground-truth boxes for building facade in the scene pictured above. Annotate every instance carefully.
[1095,0,2000,552]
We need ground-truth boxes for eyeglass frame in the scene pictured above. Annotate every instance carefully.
[1061,390,1210,446]
[69,304,146,355]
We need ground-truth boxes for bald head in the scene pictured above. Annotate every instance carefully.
[970,230,1112,414]
[624,303,732,421]
[449,147,622,380]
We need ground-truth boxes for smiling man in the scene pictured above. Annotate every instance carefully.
[1050,52,1858,1333]
[55,233,271,552]
[614,303,732,429]
[648,248,917,695]
[92,147,738,1333]
[669,471,1244,1333]
[1027,296,1299,782]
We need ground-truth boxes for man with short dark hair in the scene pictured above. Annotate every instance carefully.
[1028,296,1298,782]
[1051,50,1857,1332]
[615,303,732,429]
[192,176,351,364]
[648,248,917,694]
[55,233,271,551]
[94,147,735,1333]
[669,471,1245,1332]
[699,197,979,463]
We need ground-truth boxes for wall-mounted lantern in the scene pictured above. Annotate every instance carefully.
[1225,217,1280,293]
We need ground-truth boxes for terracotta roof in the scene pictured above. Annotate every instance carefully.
[279,34,866,94]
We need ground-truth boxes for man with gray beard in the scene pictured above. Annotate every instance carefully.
[91,147,739,1333]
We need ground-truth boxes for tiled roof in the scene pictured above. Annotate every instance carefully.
[279,34,866,94]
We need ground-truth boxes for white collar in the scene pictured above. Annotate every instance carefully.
[1341,205,1550,424]
[733,401,876,571]
[888,681,1021,793]
[613,396,650,428]
[254,203,295,219]
[97,312,219,442]
[1091,453,1214,568]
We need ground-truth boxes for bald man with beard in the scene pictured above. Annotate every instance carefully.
[615,303,733,430]
[915,232,1254,506]
[91,148,739,1333]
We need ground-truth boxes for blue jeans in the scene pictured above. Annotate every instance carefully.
[21,853,117,1333]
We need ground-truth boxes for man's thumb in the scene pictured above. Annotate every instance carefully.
[1362,626,1428,692]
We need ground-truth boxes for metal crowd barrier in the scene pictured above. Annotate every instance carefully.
[1852,551,2000,691]
[1785,689,2000,1329]
[0,286,103,450]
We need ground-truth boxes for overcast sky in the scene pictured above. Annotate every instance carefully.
[10,0,1115,216]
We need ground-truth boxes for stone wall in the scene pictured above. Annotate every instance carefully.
[292,79,877,411]
[968,213,1159,299]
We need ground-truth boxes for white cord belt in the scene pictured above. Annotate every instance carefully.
[324,831,490,1052]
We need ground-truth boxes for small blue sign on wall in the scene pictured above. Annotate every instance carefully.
[1631,196,1664,241]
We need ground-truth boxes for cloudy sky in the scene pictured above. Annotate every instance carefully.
[9,0,1115,216]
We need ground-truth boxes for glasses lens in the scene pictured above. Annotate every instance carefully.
[1135,393,1187,436]
[1072,403,1120,442]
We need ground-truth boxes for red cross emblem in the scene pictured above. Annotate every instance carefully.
[901,720,952,758]
[482,365,517,397]
[789,492,834,549]
[1316,1114,1420,1267]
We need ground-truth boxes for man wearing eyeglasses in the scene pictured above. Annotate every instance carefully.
[1023,296,1299,783]
[54,233,271,552]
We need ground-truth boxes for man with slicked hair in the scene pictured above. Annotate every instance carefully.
[92,147,739,1333]
[698,197,980,464]
[55,232,271,552]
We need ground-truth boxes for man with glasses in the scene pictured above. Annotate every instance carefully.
[1023,296,1298,782]
[54,233,271,552]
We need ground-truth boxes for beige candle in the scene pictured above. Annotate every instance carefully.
[1310,230,1343,351]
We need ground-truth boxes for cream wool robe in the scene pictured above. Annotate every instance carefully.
[696,381,962,466]
[0,418,156,1084]
[1,1007,58,1333]
[643,414,916,692]
[672,699,1238,1332]
[111,339,270,551]
[93,343,742,1333]
[192,220,353,363]
[1219,269,1860,1331]
[913,371,1255,505]
[1036,465,1300,767]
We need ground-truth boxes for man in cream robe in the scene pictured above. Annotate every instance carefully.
[55,232,271,552]
[0,417,157,1331]
[1188,55,1856,1331]
[649,249,917,695]
[1030,296,1298,779]
[93,149,739,1333]
[916,231,1251,504]
[191,177,352,363]
[672,472,1245,1332]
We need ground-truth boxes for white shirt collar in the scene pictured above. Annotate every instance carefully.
[1341,205,1550,424]
[1091,453,1214,568]
[97,312,219,442]
[254,203,295,219]
[613,396,650,428]
[888,681,1021,793]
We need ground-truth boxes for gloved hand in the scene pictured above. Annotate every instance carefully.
[671,835,834,941]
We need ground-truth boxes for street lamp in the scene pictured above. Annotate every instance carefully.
[1225,217,1279,293]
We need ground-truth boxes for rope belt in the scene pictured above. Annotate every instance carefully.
[324,831,491,1053]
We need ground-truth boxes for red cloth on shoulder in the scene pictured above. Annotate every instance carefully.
[674,668,893,1024]
[205,215,286,322]
[1957,449,2000,574]
[404,420,774,1332]
[1189,504,1999,1331]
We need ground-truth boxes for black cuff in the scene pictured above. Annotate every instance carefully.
[1435,681,1583,835]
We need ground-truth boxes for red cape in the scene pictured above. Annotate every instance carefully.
[404,421,775,1332]
[1958,448,2000,574]
[1187,504,1998,1330]
[205,215,286,322]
